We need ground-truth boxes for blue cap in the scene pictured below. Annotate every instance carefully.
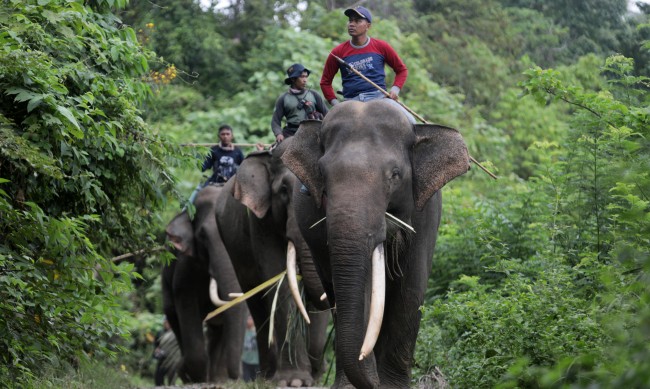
[344,6,372,23]
[284,63,311,85]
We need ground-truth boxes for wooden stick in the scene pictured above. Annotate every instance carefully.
[204,270,288,322]
[181,143,273,148]
[330,53,498,180]
[110,246,166,262]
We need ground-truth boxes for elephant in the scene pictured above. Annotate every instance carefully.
[281,99,470,388]
[162,184,248,383]
[214,142,331,387]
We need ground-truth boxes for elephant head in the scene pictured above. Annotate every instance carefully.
[232,147,311,320]
[281,100,469,387]
[165,211,194,256]
[224,142,330,384]
[234,143,329,318]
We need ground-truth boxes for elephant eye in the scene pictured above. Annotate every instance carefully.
[391,168,401,180]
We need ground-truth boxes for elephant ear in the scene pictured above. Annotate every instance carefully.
[413,124,470,210]
[232,152,272,218]
[165,211,194,256]
[281,120,325,208]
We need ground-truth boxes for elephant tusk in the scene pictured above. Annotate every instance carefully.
[359,244,386,361]
[287,241,311,324]
[320,292,327,301]
[209,278,229,307]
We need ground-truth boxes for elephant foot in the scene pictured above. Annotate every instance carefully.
[275,368,314,387]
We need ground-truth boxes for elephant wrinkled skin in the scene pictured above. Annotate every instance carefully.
[282,100,469,388]
[216,142,330,386]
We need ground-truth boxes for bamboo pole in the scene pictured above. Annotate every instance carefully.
[181,143,273,148]
[330,53,498,180]
[204,270,288,322]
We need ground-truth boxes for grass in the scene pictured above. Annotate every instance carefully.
[16,359,148,389]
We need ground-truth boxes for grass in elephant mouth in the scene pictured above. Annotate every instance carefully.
[309,213,415,233]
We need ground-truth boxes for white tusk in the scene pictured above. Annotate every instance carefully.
[228,292,243,298]
[320,293,327,301]
[359,244,385,361]
[287,241,311,324]
[209,278,229,307]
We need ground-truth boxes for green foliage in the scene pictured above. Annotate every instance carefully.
[499,0,629,63]
[14,358,145,389]
[3,0,648,385]
[418,260,610,388]
[0,0,185,381]
[118,0,241,99]
[418,54,650,387]
[430,181,552,297]
[520,55,649,264]
[0,194,133,378]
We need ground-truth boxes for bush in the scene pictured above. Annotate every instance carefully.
[417,258,610,388]
[0,0,185,381]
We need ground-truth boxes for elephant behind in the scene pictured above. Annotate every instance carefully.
[163,185,247,383]
[215,143,331,387]
[282,100,470,388]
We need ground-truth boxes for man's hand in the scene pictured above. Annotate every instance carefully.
[389,86,401,101]
[276,134,285,143]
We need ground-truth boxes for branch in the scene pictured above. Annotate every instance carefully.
[110,246,166,263]
[545,88,620,130]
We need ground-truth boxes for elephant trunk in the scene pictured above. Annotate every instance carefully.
[329,230,383,388]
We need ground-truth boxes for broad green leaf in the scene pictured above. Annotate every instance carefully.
[41,10,63,23]
[56,106,82,137]
[6,87,37,103]
[26,95,45,113]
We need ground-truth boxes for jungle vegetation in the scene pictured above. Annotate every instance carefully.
[1,0,649,387]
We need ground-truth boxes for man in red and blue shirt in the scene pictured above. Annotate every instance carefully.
[320,6,415,122]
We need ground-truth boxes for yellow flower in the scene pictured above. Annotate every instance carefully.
[146,23,154,28]
[53,270,60,280]
[120,364,127,372]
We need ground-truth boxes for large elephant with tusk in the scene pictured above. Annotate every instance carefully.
[281,100,470,388]
[215,144,330,387]
[163,185,248,383]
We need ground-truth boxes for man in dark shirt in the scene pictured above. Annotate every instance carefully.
[271,63,328,143]
[187,125,244,205]
[201,124,244,184]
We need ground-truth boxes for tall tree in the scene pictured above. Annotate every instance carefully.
[499,0,629,62]
[120,0,240,99]
[0,0,182,380]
